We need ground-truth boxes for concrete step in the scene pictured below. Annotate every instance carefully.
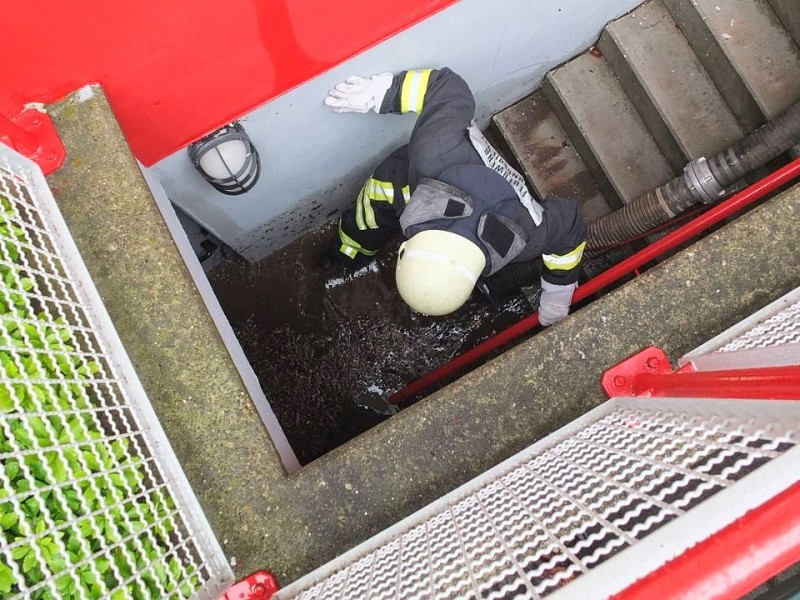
[542,52,676,207]
[600,0,744,170]
[491,91,614,224]
[769,0,800,47]
[662,0,800,131]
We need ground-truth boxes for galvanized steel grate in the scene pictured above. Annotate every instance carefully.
[278,400,799,599]
[0,147,232,599]
[680,288,800,371]
[716,297,800,353]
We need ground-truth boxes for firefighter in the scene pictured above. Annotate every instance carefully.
[322,67,586,326]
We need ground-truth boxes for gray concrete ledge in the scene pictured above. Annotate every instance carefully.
[46,85,800,586]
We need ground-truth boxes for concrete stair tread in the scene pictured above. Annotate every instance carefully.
[663,0,800,128]
[491,91,613,224]
[600,0,744,169]
[769,0,800,48]
[543,52,675,206]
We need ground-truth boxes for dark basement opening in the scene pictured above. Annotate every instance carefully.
[194,146,794,468]
[193,126,602,467]
[206,222,541,465]
[202,206,651,466]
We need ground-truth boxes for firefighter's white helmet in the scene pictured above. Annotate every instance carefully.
[395,230,486,316]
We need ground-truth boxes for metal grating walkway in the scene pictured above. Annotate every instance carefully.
[277,286,800,599]
[277,397,800,599]
[681,287,800,371]
[0,145,233,598]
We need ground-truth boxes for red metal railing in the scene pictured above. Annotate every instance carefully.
[602,346,800,400]
[616,480,800,600]
[389,156,800,404]
[604,344,800,599]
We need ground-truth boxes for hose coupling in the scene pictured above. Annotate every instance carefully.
[683,156,726,204]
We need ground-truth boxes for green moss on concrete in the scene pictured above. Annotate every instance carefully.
[45,86,290,576]
[44,84,800,586]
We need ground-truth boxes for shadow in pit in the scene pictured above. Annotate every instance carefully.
[208,223,532,465]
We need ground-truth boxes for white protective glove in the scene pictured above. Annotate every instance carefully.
[538,280,577,326]
[324,73,393,113]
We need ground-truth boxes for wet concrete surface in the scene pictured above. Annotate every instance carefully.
[208,224,533,464]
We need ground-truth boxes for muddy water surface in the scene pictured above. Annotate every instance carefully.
[209,225,531,464]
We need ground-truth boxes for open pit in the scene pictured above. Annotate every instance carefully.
[207,225,536,464]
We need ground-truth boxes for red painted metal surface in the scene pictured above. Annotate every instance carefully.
[1,0,456,166]
[600,346,674,396]
[602,346,800,399]
[0,110,66,174]
[615,481,800,600]
[388,157,800,404]
[222,570,280,600]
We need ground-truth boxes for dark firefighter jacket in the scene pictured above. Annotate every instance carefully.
[336,67,587,288]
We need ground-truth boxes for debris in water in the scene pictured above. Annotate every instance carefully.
[210,226,531,464]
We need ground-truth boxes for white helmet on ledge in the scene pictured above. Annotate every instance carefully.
[395,230,486,316]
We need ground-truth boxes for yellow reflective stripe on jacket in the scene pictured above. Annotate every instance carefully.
[338,224,377,258]
[356,178,395,230]
[400,69,433,113]
[402,185,411,204]
[368,179,394,203]
[542,241,586,271]
[362,186,378,229]
[355,185,367,230]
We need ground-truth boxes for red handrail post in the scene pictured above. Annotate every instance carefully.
[0,109,66,174]
[222,570,280,600]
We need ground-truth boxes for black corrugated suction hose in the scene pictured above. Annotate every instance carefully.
[587,100,800,249]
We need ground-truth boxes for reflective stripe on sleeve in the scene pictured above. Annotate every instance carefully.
[339,225,377,257]
[402,185,411,204]
[542,241,586,271]
[400,69,433,113]
[368,179,394,203]
[362,189,377,229]
[358,178,395,229]
[355,185,367,230]
[339,243,358,259]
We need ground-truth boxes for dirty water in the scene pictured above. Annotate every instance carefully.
[208,225,533,465]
